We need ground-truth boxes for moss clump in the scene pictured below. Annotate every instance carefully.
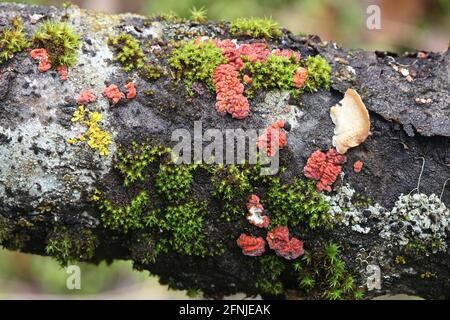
[265,178,331,230]
[256,255,285,296]
[115,142,171,186]
[243,54,300,97]
[67,106,111,156]
[168,39,226,94]
[32,20,79,67]
[230,17,281,39]
[190,6,208,23]
[140,62,167,81]
[0,17,29,64]
[45,227,97,266]
[211,164,252,220]
[0,216,12,245]
[304,55,331,91]
[159,201,208,256]
[100,191,149,233]
[156,163,197,203]
[108,32,145,71]
[293,243,364,300]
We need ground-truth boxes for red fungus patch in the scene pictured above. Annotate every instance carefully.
[236,234,266,257]
[256,120,287,157]
[303,148,347,192]
[246,194,270,228]
[213,64,249,119]
[239,43,270,63]
[76,90,97,105]
[125,82,136,99]
[272,49,301,62]
[353,160,363,173]
[293,67,308,88]
[103,84,125,104]
[57,65,67,81]
[30,48,51,72]
[266,226,304,260]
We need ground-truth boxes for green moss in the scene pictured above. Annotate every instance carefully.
[140,62,167,81]
[0,216,11,245]
[156,163,196,203]
[243,54,300,97]
[108,32,145,72]
[265,178,331,230]
[255,255,285,296]
[159,201,208,256]
[190,7,207,23]
[211,164,252,220]
[0,17,29,64]
[304,55,331,92]
[100,191,149,233]
[230,17,281,39]
[130,232,159,265]
[45,227,97,266]
[32,20,79,67]
[293,243,363,300]
[168,39,226,94]
[116,142,171,186]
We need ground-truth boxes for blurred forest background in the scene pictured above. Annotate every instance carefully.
[0,0,448,299]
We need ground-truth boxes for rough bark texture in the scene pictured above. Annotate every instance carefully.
[0,3,449,299]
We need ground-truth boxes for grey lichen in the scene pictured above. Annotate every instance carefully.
[379,193,450,253]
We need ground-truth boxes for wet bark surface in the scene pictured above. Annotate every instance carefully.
[0,3,449,299]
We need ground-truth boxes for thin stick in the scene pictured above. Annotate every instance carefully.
[440,178,450,201]
[409,157,425,195]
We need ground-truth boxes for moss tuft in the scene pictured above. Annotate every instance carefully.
[159,201,208,256]
[156,163,196,203]
[230,17,281,39]
[108,32,145,71]
[32,20,79,67]
[0,17,29,64]
[115,142,171,186]
[265,178,331,230]
[190,7,208,23]
[304,55,331,91]
[45,227,97,266]
[100,191,149,233]
[243,54,300,97]
[256,255,285,296]
[168,39,226,94]
[293,243,364,300]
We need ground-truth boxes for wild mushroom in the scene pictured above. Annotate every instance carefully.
[330,88,370,154]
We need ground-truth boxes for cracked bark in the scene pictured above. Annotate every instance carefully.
[0,3,449,299]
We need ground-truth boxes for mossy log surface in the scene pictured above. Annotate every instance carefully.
[1,3,449,299]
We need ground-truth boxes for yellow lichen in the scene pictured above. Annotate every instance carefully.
[68,106,111,156]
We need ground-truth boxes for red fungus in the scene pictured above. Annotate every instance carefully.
[272,49,301,62]
[266,226,304,260]
[303,148,347,192]
[236,234,266,257]
[292,67,308,88]
[76,90,97,105]
[246,194,270,228]
[256,120,287,157]
[103,84,125,104]
[239,43,270,63]
[243,74,252,84]
[213,64,249,119]
[353,160,363,173]
[30,48,51,72]
[125,82,136,99]
[57,65,67,81]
